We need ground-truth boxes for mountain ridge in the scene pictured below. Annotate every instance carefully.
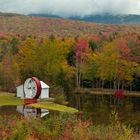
[0,12,24,17]
[0,12,139,37]
[29,13,140,24]
[0,12,139,24]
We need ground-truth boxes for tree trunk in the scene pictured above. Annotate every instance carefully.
[101,80,104,89]
[117,80,120,89]
[130,82,132,91]
[110,80,112,89]
[99,79,101,88]
[76,64,81,88]
[96,78,98,88]
[114,80,117,89]
[122,81,124,89]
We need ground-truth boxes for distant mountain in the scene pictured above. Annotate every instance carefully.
[0,12,24,17]
[29,13,140,24]
[70,14,140,24]
[29,13,61,18]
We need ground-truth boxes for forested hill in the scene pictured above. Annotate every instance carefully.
[0,14,139,37]
[0,12,23,17]
[30,14,140,24]
[0,13,140,92]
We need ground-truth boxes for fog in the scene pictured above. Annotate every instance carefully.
[0,0,139,17]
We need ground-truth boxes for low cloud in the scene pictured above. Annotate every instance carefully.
[0,0,139,17]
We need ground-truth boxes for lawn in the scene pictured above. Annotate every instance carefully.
[0,92,23,106]
[29,102,78,113]
[0,91,78,113]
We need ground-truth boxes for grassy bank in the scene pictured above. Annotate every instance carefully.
[0,91,78,113]
[0,92,23,106]
[29,102,78,113]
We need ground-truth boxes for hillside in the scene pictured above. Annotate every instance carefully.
[0,13,139,92]
[0,12,23,17]
[30,14,140,24]
[0,15,139,37]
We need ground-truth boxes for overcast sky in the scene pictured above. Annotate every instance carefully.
[0,0,139,17]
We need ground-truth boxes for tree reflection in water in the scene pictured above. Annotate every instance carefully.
[68,93,140,129]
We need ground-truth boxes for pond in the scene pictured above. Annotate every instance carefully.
[0,93,140,131]
[68,93,140,130]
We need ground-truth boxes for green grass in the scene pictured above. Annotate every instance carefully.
[0,92,23,106]
[0,91,78,113]
[29,102,78,113]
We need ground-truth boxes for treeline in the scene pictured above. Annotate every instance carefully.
[0,32,140,92]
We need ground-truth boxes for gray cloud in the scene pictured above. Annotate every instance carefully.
[0,0,139,17]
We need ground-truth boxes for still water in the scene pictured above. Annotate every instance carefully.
[0,105,49,119]
[0,93,140,130]
[68,93,140,129]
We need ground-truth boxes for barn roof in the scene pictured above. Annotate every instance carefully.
[40,81,50,88]
[16,84,23,88]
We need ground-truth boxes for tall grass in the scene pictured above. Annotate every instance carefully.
[0,111,139,140]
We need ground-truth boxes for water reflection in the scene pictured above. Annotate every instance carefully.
[68,93,140,128]
[0,105,49,119]
[0,106,18,116]
[16,105,49,119]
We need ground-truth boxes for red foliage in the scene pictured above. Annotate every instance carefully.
[118,39,131,59]
[102,32,111,38]
[92,35,100,42]
[0,32,5,37]
[62,122,73,140]
[75,38,88,64]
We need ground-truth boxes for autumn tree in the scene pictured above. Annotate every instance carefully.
[18,37,75,92]
[75,38,89,88]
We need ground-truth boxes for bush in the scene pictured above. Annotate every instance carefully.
[54,94,67,105]
[0,111,139,140]
[11,121,28,140]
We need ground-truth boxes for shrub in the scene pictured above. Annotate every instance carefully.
[11,119,28,140]
[54,94,67,105]
[0,111,139,140]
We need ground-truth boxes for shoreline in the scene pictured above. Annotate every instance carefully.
[0,91,78,113]
[73,88,140,97]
